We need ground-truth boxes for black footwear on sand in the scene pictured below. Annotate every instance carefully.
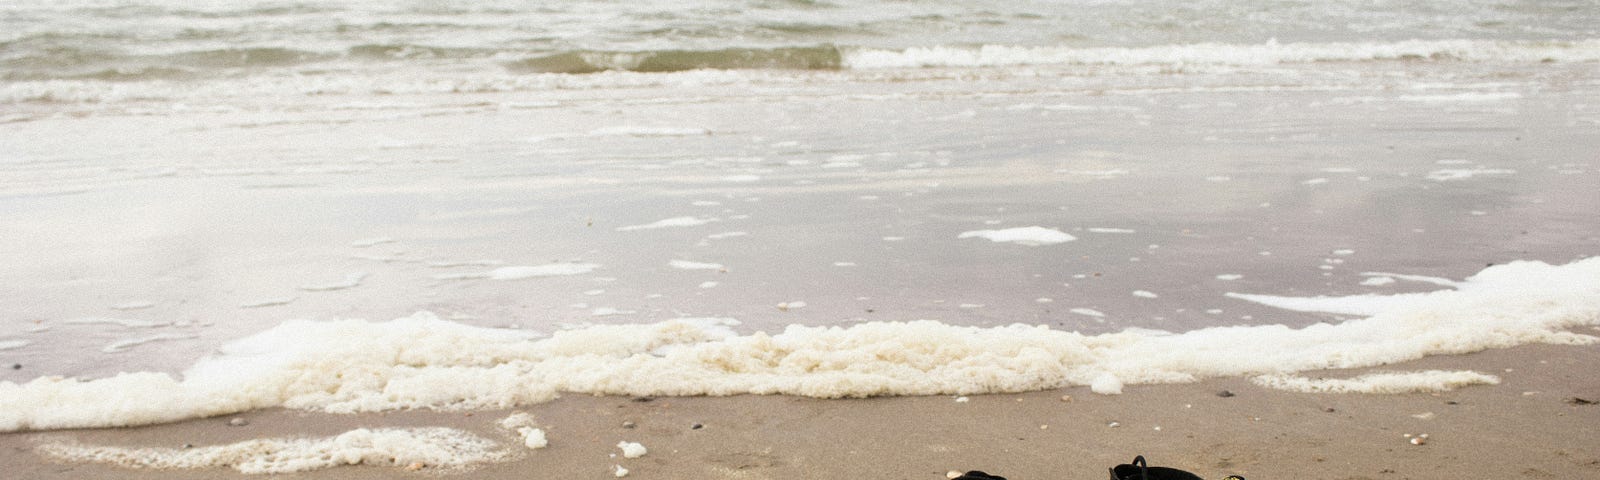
[1109,455,1234,480]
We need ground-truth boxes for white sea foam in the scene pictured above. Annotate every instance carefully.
[36,427,509,474]
[240,297,296,309]
[110,301,156,311]
[617,441,647,458]
[1252,370,1501,394]
[349,237,396,248]
[1070,308,1106,318]
[434,263,600,281]
[1,258,1595,432]
[616,217,718,231]
[957,226,1076,246]
[1361,277,1397,287]
[299,272,369,292]
[669,260,724,270]
[0,340,29,351]
[590,126,710,137]
[841,39,1600,69]
[1359,272,1460,288]
[63,317,166,328]
[1224,292,1436,317]
[102,334,199,353]
[1426,168,1517,181]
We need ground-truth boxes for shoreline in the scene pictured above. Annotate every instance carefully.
[5,342,1596,479]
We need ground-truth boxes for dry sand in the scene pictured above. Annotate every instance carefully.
[4,342,1596,480]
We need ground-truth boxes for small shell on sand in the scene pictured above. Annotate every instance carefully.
[614,465,630,477]
[1059,395,1073,402]
[404,462,425,471]
[227,418,249,427]
[947,471,963,479]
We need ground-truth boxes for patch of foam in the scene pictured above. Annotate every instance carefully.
[350,237,396,248]
[1225,292,1436,317]
[498,413,548,450]
[669,260,724,270]
[1090,373,1124,395]
[102,334,199,353]
[427,260,505,268]
[436,263,600,281]
[1361,277,1397,287]
[1359,272,1460,288]
[299,272,369,292]
[1132,290,1159,299]
[1427,167,1517,181]
[240,297,296,309]
[1252,370,1501,393]
[110,301,155,311]
[36,427,508,474]
[1086,228,1135,234]
[617,217,718,231]
[957,226,1076,246]
[63,317,166,328]
[704,231,748,240]
[592,308,636,317]
[590,126,710,137]
[698,282,719,289]
[0,340,29,351]
[1399,92,1522,103]
[840,40,1600,69]
[617,441,647,458]
[1215,274,1243,281]
[1070,308,1106,318]
[2,258,1595,431]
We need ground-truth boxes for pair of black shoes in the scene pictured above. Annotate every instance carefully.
[953,455,1243,480]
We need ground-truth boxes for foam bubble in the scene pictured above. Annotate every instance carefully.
[0,340,29,351]
[1252,370,1500,393]
[2,259,1595,432]
[957,226,1076,246]
[36,427,509,474]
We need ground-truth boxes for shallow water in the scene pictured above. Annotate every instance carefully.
[1,0,1598,432]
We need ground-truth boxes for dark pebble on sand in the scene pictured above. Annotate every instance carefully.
[691,423,704,430]
[10,364,18,370]
[622,421,636,429]
[1566,397,1596,405]
[632,397,655,403]
[1217,390,1235,398]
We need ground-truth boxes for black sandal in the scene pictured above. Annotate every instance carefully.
[1110,455,1237,480]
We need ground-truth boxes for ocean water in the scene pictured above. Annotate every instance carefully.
[3,0,1600,455]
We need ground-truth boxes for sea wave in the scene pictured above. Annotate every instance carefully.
[841,39,1600,69]
[6,39,1596,82]
[2,258,1595,432]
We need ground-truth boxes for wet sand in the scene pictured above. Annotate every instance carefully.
[3,342,1597,479]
